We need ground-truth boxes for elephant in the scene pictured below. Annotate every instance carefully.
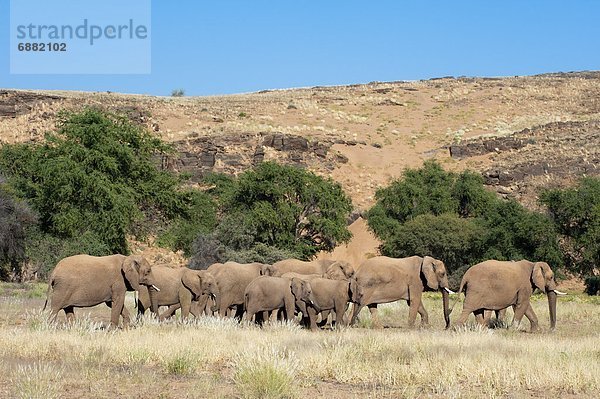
[44,254,159,329]
[210,261,277,318]
[280,272,361,329]
[137,266,219,320]
[243,276,314,324]
[454,260,566,332]
[273,259,355,280]
[350,256,452,329]
[303,277,359,330]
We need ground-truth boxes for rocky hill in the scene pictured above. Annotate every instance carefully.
[2,72,600,265]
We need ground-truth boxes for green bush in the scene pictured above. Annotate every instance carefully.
[540,177,600,276]
[369,161,563,282]
[0,187,37,280]
[584,276,600,296]
[204,163,353,260]
[381,213,485,275]
[0,108,211,257]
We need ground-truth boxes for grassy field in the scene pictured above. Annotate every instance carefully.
[0,285,599,398]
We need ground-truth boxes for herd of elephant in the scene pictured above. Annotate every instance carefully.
[44,254,567,332]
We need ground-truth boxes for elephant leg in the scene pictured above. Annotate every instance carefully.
[335,301,348,328]
[243,308,254,323]
[350,302,365,326]
[64,306,75,325]
[368,304,382,328]
[417,302,429,327]
[110,294,126,329]
[512,300,529,330]
[407,295,423,328]
[483,310,493,326]
[162,304,180,320]
[455,306,474,327]
[284,298,295,322]
[307,307,319,331]
[234,305,245,321]
[180,299,191,320]
[317,310,330,328]
[523,304,540,332]
[473,309,486,326]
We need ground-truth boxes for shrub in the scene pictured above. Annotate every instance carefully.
[368,161,563,282]
[187,234,226,270]
[584,276,600,296]
[0,187,37,280]
[0,108,210,257]
[381,213,485,275]
[204,164,353,260]
[171,89,185,97]
[540,177,600,276]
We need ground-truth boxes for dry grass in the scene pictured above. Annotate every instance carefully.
[0,290,599,398]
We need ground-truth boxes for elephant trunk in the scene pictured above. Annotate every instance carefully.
[547,290,557,330]
[148,286,159,315]
[442,288,450,329]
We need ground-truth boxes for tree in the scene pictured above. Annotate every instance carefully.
[368,161,563,283]
[0,108,215,257]
[0,186,37,280]
[540,177,600,276]
[200,163,353,260]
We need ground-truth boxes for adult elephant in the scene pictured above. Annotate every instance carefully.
[350,256,452,329]
[454,260,566,331]
[243,276,314,324]
[44,254,159,329]
[273,259,355,280]
[211,261,277,318]
[137,266,219,320]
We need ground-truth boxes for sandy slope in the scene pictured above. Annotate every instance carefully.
[2,72,599,269]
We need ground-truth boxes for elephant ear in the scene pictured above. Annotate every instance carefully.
[299,280,312,302]
[531,263,546,293]
[342,262,355,278]
[122,256,141,291]
[182,269,202,299]
[421,256,439,290]
[325,262,344,280]
[290,278,302,298]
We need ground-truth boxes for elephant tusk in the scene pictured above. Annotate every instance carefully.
[444,287,456,295]
[151,284,161,292]
[553,289,567,296]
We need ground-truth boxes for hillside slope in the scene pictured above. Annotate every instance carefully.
[2,72,599,266]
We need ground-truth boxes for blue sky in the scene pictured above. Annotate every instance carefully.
[1,0,599,96]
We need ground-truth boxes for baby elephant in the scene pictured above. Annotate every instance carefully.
[244,276,313,324]
[138,266,219,320]
[304,277,360,331]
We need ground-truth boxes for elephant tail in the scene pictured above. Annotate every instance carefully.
[243,292,249,315]
[448,277,467,315]
[43,277,54,311]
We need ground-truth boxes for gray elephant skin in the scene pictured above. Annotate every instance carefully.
[44,254,159,329]
[351,256,452,328]
[273,259,355,280]
[137,266,219,320]
[243,276,314,324]
[455,260,566,331]
[209,261,277,318]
